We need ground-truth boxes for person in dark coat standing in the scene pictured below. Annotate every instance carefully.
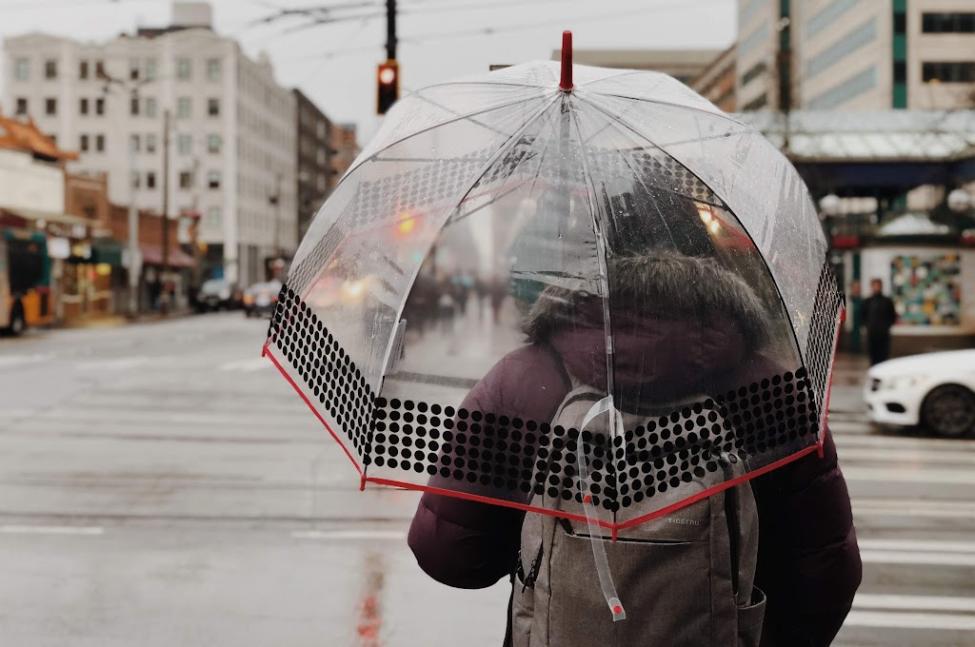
[862,278,898,365]
[408,252,862,647]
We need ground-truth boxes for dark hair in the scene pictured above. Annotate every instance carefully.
[523,251,770,352]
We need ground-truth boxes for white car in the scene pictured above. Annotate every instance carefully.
[865,350,975,437]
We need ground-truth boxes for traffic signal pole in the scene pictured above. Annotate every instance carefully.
[386,0,397,60]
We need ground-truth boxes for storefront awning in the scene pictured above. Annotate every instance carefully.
[140,243,195,268]
[2,207,92,227]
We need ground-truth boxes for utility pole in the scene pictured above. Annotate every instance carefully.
[126,117,140,316]
[161,109,171,285]
[386,0,397,60]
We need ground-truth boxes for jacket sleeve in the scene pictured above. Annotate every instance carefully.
[407,360,526,590]
[753,430,862,647]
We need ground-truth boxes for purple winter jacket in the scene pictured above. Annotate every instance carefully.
[408,341,862,647]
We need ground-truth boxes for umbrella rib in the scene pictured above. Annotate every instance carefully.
[582,90,747,128]
[576,93,810,380]
[567,98,618,526]
[336,92,555,195]
[411,90,516,138]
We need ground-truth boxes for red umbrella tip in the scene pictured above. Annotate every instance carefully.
[559,30,573,91]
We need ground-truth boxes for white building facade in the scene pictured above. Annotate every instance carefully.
[737,0,975,111]
[1,3,297,284]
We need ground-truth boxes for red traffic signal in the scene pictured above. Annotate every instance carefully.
[377,60,399,115]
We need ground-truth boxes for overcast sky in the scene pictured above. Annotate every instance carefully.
[0,0,736,139]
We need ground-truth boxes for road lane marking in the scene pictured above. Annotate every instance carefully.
[844,610,975,631]
[291,529,405,541]
[74,357,149,371]
[0,525,104,536]
[854,594,975,613]
[843,466,975,485]
[0,354,51,368]
[219,358,269,372]
[859,539,975,554]
[859,550,975,566]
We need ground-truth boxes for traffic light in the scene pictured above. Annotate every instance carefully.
[377,60,399,115]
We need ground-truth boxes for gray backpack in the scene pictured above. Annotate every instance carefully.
[510,385,766,647]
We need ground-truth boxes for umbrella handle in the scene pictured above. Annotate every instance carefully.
[578,396,626,622]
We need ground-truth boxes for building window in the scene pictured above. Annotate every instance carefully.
[806,18,877,79]
[893,61,907,83]
[176,97,191,119]
[923,61,975,83]
[15,98,28,116]
[177,134,193,155]
[145,58,157,81]
[806,0,857,36]
[95,134,105,152]
[808,65,877,109]
[176,57,191,80]
[80,134,89,152]
[95,97,105,116]
[207,134,222,154]
[79,60,89,79]
[14,57,29,81]
[207,170,221,189]
[145,97,158,118]
[739,21,770,57]
[95,60,106,79]
[205,206,221,228]
[146,133,157,153]
[44,59,57,80]
[131,171,140,189]
[207,98,220,117]
[922,12,975,33]
[130,96,140,116]
[742,94,768,111]
[45,98,57,115]
[146,172,156,189]
[179,171,194,189]
[206,58,221,81]
[130,134,141,152]
[129,59,140,81]
[79,97,88,115]
[740,61,767,86]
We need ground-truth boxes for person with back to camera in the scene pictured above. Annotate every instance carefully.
[408,251,862,646]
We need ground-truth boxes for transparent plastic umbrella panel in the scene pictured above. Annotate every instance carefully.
[263,61,843,530]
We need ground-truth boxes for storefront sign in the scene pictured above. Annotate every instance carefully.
[0,149,63,216]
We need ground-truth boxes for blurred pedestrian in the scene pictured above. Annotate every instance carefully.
[862,278,897,365]
[848,280,863,354]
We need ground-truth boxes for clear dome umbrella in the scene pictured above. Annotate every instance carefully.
[263,32,843,619]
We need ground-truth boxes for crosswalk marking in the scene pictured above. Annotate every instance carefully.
[844,610,975,631]
[854,593,975,613]
[837,447,975,465]
[853,499,975,520]
[0,525,104,536]
[859,539,975,553]
[843,466,975,485]
[291,529,404,540]
[860,550,975,567]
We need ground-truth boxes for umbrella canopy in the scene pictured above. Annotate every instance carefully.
[263,55,843,534]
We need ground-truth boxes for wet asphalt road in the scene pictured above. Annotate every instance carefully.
[0,313,972,646]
